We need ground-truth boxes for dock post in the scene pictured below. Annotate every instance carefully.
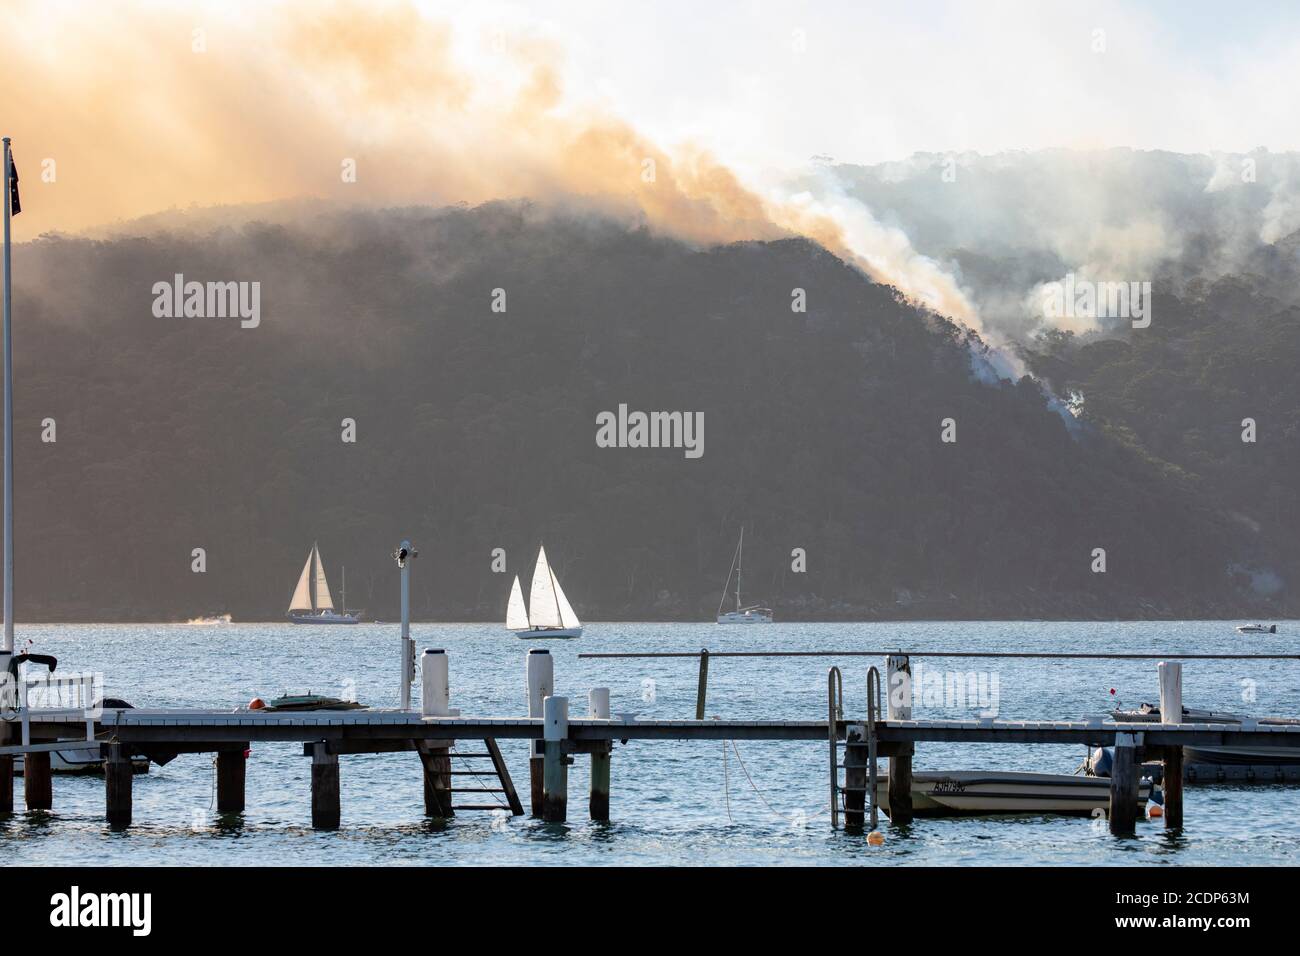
[589,688,611,822]
[216,747,247,814]
[542,695,568,823]
[0,715,12,814]
[104,741,132,829]
[310,742,341,830]
[695,649,709,719]
[420,744,453,818]
[886,654,913,825]
[24,750,51,811]
[842,722,866,830]
[526,649,553,817]
[1108,732,1141,835]
[1158,661,1184,828]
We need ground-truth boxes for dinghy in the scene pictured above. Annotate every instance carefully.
[507,545,583,639]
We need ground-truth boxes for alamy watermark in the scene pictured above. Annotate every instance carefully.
[1040,272,1151,329]
[151,274,261,328]
[596,404,703,459]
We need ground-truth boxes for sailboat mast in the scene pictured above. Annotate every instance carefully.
[341,565,346,613]
[311,543,319,611]
[735,527,743,611]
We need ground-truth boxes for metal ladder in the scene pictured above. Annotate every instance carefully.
[828,665,883,830]
[442,738,525,814]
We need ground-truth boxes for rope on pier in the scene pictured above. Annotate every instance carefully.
[721,735,826,826]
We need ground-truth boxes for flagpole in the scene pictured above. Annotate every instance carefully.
[2,136,13,654]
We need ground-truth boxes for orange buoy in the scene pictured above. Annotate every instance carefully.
[249,697,265,710]
[1148,803,1163,818]
[867,830,885,845]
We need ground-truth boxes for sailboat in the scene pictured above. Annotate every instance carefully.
[506,545,583,639]
[716,527,772,624]
[287,543,360,624]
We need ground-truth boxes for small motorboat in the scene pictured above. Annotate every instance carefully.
[1236,623,1278,634]
[875,748,1151,817]
[261,692,366,712]
[16,749,150,776]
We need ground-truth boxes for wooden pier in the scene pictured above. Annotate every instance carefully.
[3,651,1299,836]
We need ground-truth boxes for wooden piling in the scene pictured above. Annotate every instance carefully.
[0,719,12,814]
[542,695,568,823]
[24,750,51,811]
[1108,732,1141,835]
[420,744,454,818]
[886,654,913,825]
[842,723,866,830]
[1159,660,1185,829]
[215,747,247,814]
[695,649,709,719]
[589,688,611,822]
[104,742,132,829]
[310,742,341,830]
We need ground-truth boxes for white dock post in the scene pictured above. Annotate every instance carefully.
[886,654,914,825]
[526,649,553,817]
[589,688,611,821]
[394,540,418,710]
[1158,661,1184,828]
[542,695,569,822]
[421,649,450,716]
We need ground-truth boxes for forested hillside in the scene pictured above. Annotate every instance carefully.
[4,201,1283,620]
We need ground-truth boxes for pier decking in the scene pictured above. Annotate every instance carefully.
[3,650,1299,836]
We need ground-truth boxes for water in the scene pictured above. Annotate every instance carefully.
[3,621,1296,865]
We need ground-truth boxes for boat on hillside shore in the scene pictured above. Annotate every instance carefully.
[287,543,360,624]
[716,526,772,623]
[507,545,583,640]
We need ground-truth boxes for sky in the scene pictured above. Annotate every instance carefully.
[3,0,1298,335]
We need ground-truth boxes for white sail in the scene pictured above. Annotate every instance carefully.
[528,546,563,628]
[554,574,581,630]
[506,575,530,630]
[288,549,314,612]
[312,544,335,610]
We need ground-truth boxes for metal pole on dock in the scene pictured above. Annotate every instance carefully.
[395,540,417,710]
[2,137,14,658]
[526,649,553,817]
[541,695,568,822]
[886,654,914,825]
[1158,661,1184,828]
[589,688,611,821]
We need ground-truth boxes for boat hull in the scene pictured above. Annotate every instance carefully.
[717,610,772,624]
[512,627,583,640]
[876,770,1151,817]
[16,751,150,776]
[288,612,360,625]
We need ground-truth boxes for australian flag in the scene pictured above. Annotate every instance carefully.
[7,153,18,216]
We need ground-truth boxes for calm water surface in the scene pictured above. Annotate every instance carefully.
[3,621,1297,866]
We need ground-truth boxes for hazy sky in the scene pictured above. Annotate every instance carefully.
[5,0,1297,247]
